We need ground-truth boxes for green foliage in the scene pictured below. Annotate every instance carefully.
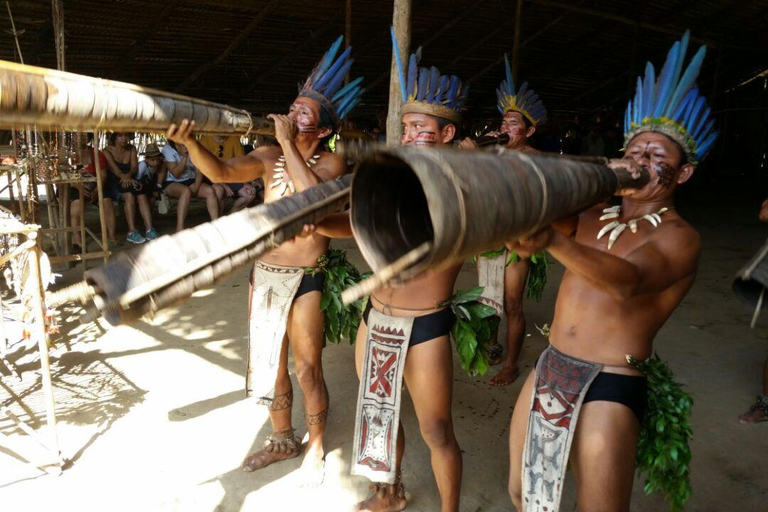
[441,287,500,377]
[628,354,694,512]
[525,251,549,301]
[306,250,370,345]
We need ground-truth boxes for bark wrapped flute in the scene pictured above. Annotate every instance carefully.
[0,59,271,134]
[343,146,649,303]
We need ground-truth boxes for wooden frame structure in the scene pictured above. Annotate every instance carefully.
[0,218,64,474]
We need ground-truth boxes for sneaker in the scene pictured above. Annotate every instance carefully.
[126,230,146,244]
[145,228,159,241]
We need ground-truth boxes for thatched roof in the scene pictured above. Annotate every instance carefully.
[2,0,766,122]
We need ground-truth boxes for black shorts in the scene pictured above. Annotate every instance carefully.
[584,372,648,421]
[363,300,454,347]
[163,178,195,189]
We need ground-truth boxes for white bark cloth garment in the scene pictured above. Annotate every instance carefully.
[477,252,507,317]
[522,345,602,512]
[246,261,305,405]
[351,308,415,484]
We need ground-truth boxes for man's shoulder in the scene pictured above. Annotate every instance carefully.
[654,215,700,247]
[318,150,345,166]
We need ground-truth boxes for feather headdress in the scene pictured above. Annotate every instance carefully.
[624,31,718,166]
[298,35,364,130]
[390,27,468,124]
[496,54,547,126]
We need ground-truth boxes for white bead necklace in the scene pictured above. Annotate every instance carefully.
[597,205,670,250]
[270,154,319,196]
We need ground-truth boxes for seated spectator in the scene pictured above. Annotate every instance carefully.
[161,140,219,232]
[104,132,143,243]
[119,143,165,244]
[199,134,258,214]
[70,133,119,250]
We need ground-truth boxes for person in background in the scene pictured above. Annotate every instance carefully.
[103,132,141,244]
[70,133,119,250]
[161,140,220,232]
[199,134,257,214]
[120,143,165,243]
[738,198,768,425]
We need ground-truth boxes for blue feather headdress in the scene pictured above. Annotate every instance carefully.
[496,54,547,126]
[624,31,718,166]
[390,27,468,124]
[298,35,364,130]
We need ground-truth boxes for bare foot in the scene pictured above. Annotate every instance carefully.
[353,482,407,512]
[739,395,768,425]
[489,341,503,366]
[489,364,520,387]
[299,444,326,488]
[242,431,301,472]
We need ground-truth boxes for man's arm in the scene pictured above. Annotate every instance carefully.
[270,114,345,191]
[509,224,700,300]
[167,120,267,183]
[317,212,353,238]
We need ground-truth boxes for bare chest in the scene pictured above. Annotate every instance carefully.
[261,152,322,203]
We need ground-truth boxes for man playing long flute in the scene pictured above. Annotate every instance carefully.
[507,32,716,511]
[310,35,470,511]
[166,36,363,485]
[459,55,549,386]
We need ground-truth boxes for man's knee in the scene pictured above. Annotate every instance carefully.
[295,360,323,392]
[123,192,135,204]
[419,417,455,450]
[179,187,192,200]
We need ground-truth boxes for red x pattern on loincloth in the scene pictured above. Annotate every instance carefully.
[369,347,398,397]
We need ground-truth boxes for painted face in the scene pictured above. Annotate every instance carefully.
[622,131,693,200]
[401,113,448,148]
[500,111,530,149]
[624,132,684,189]
[288,96,324,135]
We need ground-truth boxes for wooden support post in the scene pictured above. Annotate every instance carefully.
[78,183,86,267]
[6,2,24,65]
[93,135,110,263]
[26,231,63,472]
[511,0,523,83]
[387,0,411,146]
[52,0,66,71]
[346,0,352,49]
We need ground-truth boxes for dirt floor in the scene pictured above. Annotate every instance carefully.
[2,187,768,512]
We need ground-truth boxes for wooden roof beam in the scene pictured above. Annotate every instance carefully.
[244,14,342,94]
[116,0,181,81]
[365,0,494,92]
[176,0,279,93]
[523,0,720,48]
[466,10,570,85]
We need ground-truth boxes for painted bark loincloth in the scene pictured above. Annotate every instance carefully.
[246,261,304,405]
[522,345,602,512]
[477,251,507,316]
[351,308,415,484]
